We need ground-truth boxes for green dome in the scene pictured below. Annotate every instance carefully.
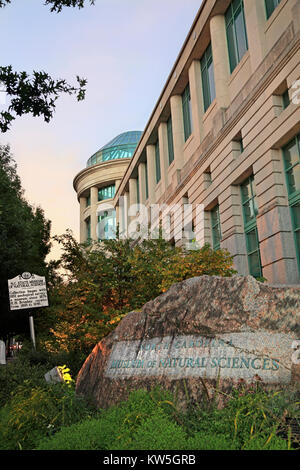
[87,131,142,167]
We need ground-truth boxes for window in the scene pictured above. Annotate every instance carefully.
[155,140,161,184]
[98,184,115,201]
[241,175,258,226]
[241,175,262,278]
[98,210,116,240]
[201,43,216,112]
[265,0,282,20]
[86,194,91,207]
[282,89,290,110]
[282,136,300,197]
[167,116,174,165]
[211,205,221,250]
[86,217,91,243]
[282,134,300,271]
[225,0,248,73]
[182,84,193,141]
[290,202,300,272]
[245,227,262,279]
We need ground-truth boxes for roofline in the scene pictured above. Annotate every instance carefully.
[93,130,143,154]
[115,0,208,194]
[73,157,132,193]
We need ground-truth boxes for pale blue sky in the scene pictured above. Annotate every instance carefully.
[0,0,201,259]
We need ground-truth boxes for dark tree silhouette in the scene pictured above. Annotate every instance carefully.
[0,0,96,131]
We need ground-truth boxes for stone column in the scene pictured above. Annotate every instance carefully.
[210,15,231,109]
[138,162,147,205]
[188,60,204,143]
[158,122,169,193]
[129,177,138,203]
[129,178,138,220]
[123,191,129,237]
[194,173,215,248]
[79,196,87,243]
[115,179,122,192]
[243,0,266,72]
[146,144,156,204]
[170,95,185,171]
[219,185,249,275]
[254,149,299,284]
[90,186,98,242]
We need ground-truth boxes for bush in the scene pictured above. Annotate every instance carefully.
[37,388,179,450]
[0,355,48,408]
[0,381,94,450]
[36,386,296,451]
[38,234,236,358]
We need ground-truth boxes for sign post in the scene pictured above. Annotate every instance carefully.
[29,316,36,350]
[8,272,49,350]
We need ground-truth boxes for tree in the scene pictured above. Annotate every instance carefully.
[0,144,52,338]
[0,0,96,132]
[38,232,236,358]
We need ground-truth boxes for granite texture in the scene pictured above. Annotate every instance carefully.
[75,275,300,409]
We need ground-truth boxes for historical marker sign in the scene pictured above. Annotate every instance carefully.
[8,272,48,311]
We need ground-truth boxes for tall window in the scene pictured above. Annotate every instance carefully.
[167,116,174,165]
[182,84,193,141]
[225,0,248,73]
[98,184,115,201]
[265,0,282,20]
[86,217,91,243]
[211,204,221,250]
[282,134,300,272]
[282,89,290,110]
[241,175,262,278]
[201,43,216,112]
[155,140,161,184]
[86,194,91,207]
[98,210,116,240]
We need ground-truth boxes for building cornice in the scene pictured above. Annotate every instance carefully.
[73,158,131,194]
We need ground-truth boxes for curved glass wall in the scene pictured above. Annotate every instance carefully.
[87,131,142,167]
[98,185,115,201]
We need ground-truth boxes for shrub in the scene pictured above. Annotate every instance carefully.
[0,355,48,408]
[114,410,188,450]
[38,234,236,358]
[36,386,296,451]
[37,388,179,450]
[0,381,94,450]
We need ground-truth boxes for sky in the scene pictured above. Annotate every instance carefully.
[0,0,201,261]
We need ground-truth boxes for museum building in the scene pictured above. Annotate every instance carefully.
[74,0,300,285]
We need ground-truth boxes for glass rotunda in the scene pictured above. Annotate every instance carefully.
[86,131,142,167]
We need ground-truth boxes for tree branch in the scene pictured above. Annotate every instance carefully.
[0,66,87,132]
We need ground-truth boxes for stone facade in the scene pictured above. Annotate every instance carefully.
[109,0,300,285]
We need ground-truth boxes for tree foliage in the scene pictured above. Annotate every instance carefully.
[0,67,87,133]
[0,0,96,131]
[37,231,236,357]
[0,0,95,11]
[0,145,52,337]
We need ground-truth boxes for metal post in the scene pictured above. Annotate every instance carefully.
[29,316,36,350]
